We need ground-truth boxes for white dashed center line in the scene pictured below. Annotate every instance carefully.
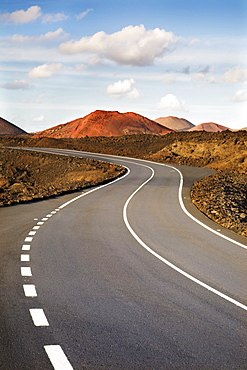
[21,254,30,262]
[20,207,74,368]
[25,237,33,242]
[21,267,32,276]
[29,308,49,326]
[44,345,74,370]
[23,284,37,297]
[28,231,36,236]
[22,244,30,250]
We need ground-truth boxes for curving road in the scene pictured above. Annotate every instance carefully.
[0,148,246,369]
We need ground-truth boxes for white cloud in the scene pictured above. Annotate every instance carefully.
[158,94,186,111]
[0,5,41,24]
[194,66,247,85]
[59,24,180,66]
[0,5,68,25]
[9,28,69,43]
[39,28,69,41]
[107,78,135,95]
[1,79,32,90]
[126,88,141,99]
[106,78,141,99]
[33,114,45,122]
[222,67,247,83]
[230,89,247,102]
[42,13,69,23]
[189,38,200,46]
[76,9,93,20]
[28,63,63,78]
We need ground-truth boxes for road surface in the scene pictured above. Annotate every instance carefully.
[0,148,246,369]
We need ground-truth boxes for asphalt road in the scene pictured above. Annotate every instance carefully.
[0,148,246,369]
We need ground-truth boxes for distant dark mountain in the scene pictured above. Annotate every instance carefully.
[0,117,27,136]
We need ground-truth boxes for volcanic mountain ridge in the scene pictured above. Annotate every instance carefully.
[0,117,27,136]
[155,116,194,131]
[33,110,173,138]
[188,122,229,132]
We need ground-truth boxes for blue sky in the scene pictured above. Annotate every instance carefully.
[0,0,246,131]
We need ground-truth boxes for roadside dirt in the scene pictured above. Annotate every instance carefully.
[0,148,125,206]
[191,173,247,236]
[0,130,246,237]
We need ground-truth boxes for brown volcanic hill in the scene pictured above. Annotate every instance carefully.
[0,117,27,136]
[155,116,194,131]
[188,122,229,132]
[33,110,173,138]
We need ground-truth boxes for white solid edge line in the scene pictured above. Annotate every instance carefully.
[28,149,246,307]
[118,156,247,250]
[44,345,74,370]
[20,149,246,309]
[69,150,246,250]
[58,166,130,209]
[29,309,49,326]
[122,163,247,311]
[81,152,247,249]
[162,163,247,250]
[14,148,247,309]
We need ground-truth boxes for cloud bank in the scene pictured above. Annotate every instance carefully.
[1,79,32,90]
[8,28,69,43]
[42,12,69,24]
[59,25,180,66]
[0,5,69,25]
[0,5,41,24]
[222,67,247,83]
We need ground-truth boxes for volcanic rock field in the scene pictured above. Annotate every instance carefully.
[0,129,246,237]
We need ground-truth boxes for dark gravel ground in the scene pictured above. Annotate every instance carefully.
[0,131,246,237]
[191,173,247,237]
[0,148,125,206]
